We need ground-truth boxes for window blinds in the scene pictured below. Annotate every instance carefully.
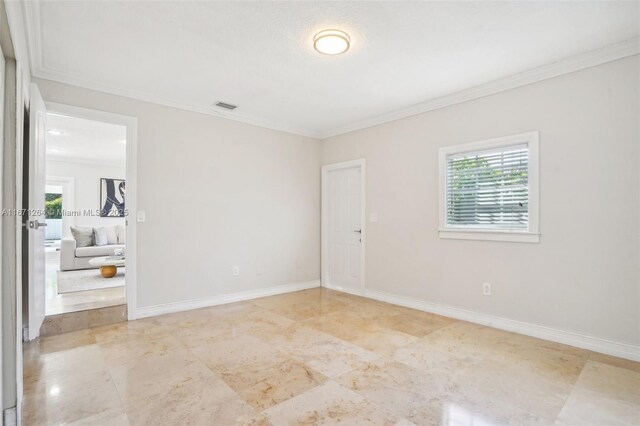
[445,144,529,230]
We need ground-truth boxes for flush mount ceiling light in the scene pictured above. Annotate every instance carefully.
[313,29,350,55]
[47,129,63,135]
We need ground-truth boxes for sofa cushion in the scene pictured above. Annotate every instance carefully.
[105,226,119,245]
[75,244,125,258]
[94,227,108,246]
[70,226,94,247]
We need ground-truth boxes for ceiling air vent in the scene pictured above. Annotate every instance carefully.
[214,101,237,110]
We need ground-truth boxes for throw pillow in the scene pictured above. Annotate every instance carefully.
[105,225,119,245]
[70,226,94,247]
[94,227,108,246]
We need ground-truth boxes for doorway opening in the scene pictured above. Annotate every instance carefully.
[22,92,138,340]
[43,112,128,316]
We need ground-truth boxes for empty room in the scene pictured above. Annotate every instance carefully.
[0,1,638,425]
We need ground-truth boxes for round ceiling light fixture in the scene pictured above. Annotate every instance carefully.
[47,129,64,136]
[313,29,350,55]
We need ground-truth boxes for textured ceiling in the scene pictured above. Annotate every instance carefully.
[27,1,640,138]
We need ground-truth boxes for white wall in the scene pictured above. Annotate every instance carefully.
[322,56,640,347]
[47,159,126,232]
[34,57,639,351]
[36,78,321,309]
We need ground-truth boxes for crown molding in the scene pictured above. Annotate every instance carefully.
[5,0,31,69]
[23,1,321,139]
[319,37,640,139]
[22,0,42,73]
[21,2,639,141]
[32,67,324,139]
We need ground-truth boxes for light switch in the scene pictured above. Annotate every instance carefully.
[137,210,146,222]
[369,213,378,223]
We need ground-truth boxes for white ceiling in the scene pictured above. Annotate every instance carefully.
[46,113,126,164]
[26,1,639,138]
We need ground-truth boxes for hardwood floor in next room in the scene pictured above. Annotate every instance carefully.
[23,288,640,425]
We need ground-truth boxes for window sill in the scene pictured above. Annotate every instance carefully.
[438,229,540,243]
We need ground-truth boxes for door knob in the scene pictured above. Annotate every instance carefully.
[29,220,47,230]
[353,229,362,234]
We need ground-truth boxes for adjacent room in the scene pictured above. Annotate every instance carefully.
[44,112,127,318]
[0,1,637,425]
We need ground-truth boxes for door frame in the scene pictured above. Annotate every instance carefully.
[321,159,366,296]
[44,102,138,321]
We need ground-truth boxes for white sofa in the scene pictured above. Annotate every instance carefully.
[60,225,125,271]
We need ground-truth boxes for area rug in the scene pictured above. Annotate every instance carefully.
[57,268,125,294]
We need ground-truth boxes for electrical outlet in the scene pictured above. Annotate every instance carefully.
[482,283,492,296]
[232,266,239,276]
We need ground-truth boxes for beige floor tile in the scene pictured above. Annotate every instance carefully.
[239,414,274,426]
[304,311,419,356]
[556,361,640,425]
[97,333,190,368]
[492,339,589,385]
[452,358,575,424]
[91,318,174,344]
[253,292,350,321]
[145,306,224,328]
[374,311,458,337]
[180,307,298,347]
[23,329,95,361]
[222,359,326,410]
[110,352,214,401]
[338,299,409,321]
[589,351,640,373]
[396,321,521,365]
[337,357,462,425]
[287,335,381,377]
[393,336,485,379]
[234,309,298,335]
[23,344,108,387]
[172,320,244,348]
[21,288,639,425]
[412,324,590,386]
[124,373,257,426]
[252,322,337,351]
[264,380,405,425]
[190,334,289,373]
[63,408,130,426]
[23,370,122,425]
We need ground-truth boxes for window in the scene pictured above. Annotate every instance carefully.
[438,132,539,243]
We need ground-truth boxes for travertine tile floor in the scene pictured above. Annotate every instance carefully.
[23,288,640,425]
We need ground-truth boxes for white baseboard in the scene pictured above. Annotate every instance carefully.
[355,288,640,362]
[134,279,320,319]
[321,282,364,297]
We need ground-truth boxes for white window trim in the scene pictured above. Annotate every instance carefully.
[438,131,540,243]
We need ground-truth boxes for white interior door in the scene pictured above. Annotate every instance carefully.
[27,84,47,340]
[325,163,364,294]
